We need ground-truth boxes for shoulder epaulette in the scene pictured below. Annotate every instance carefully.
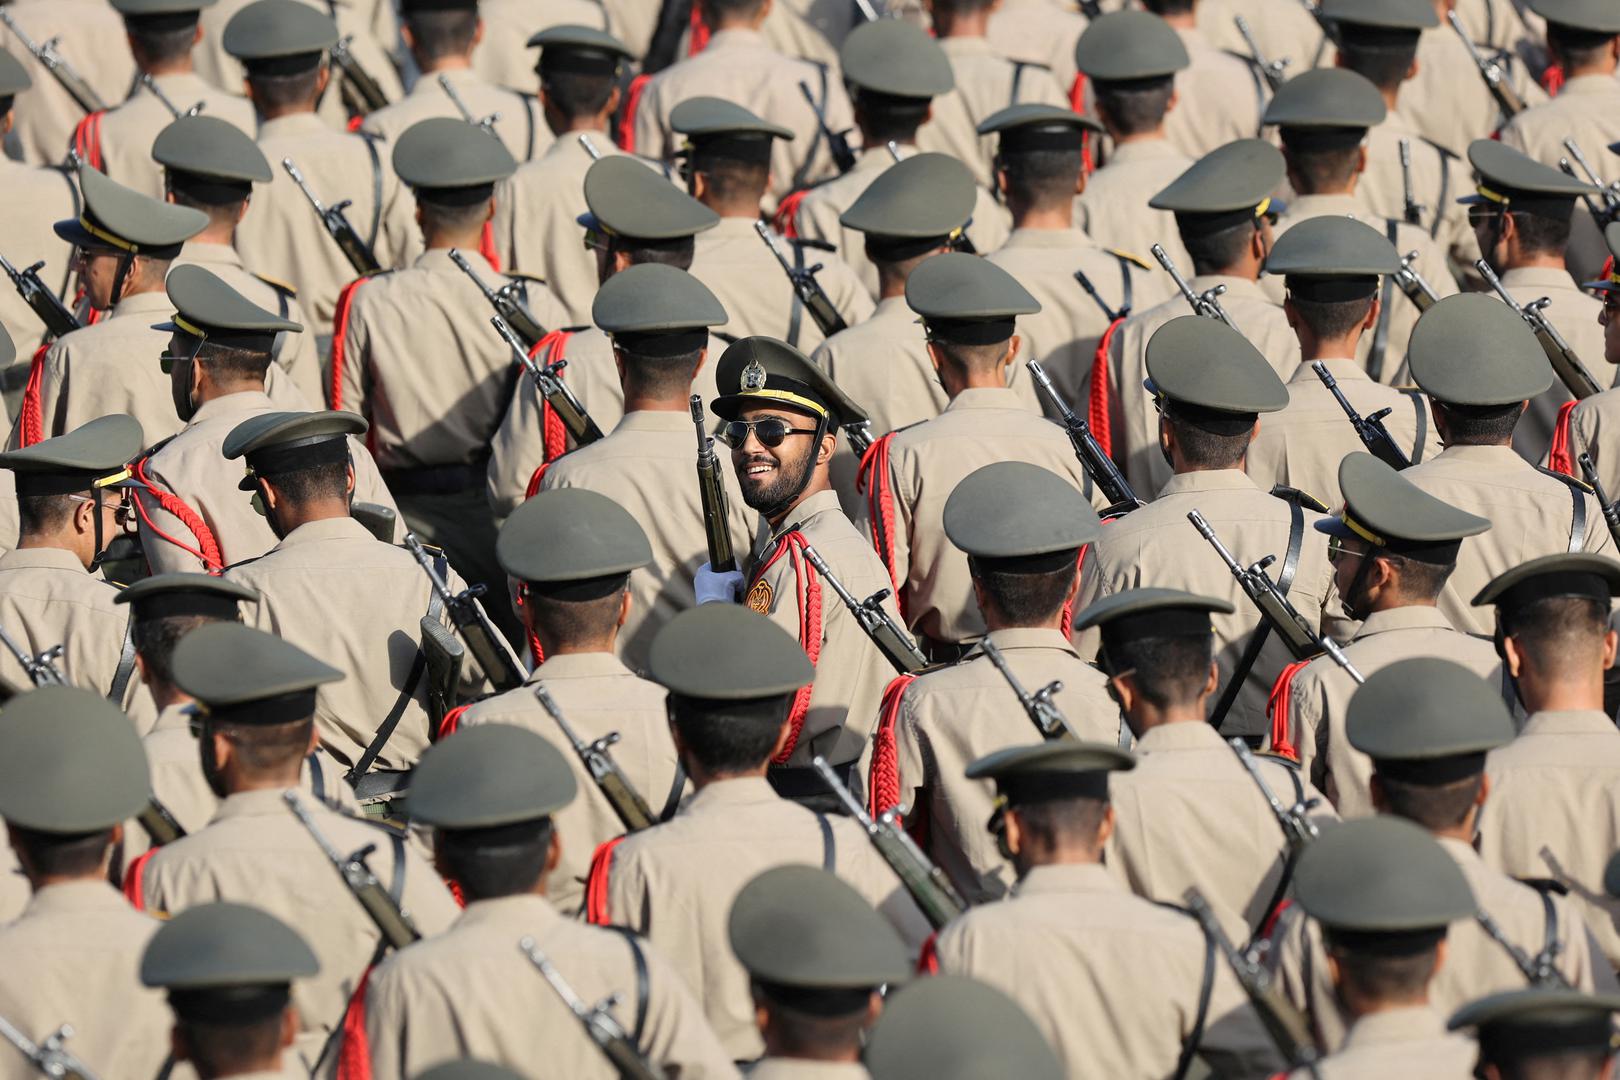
[251,272,297,298]
[1106,248,1153,271]
[1536,465,1594,494]
[790,237,837,253]
[1269,484,1330,514]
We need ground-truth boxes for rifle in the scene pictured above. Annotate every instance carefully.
[532,682,656,833]
[885,140,903,164]
[351,501,397,543]
[1392,251,1440,312]
[578,133,603,160]
[799,80,855,175]
[1183,886,1323,1077]
[1234,15,1288,93]
[980,639,1071,740]
[796,539,926,674]
[1446,10,1525,119]
[852,0,882,20]
[0,10,105,115]
[517,937,667,1080]
[1228,737,1318,855]
[451,248,549,351]
[691,395,735,573]
[1072,266,1125,325]
[813,755,968,929]
[419,617,464,733]
[1309,362,1411,470]
[283,791,420,950]
[1477,259,1604,401]
[0,253,80,340]
[282,158,383,277]
[754,221,849,338]
[1152,244,1241,333]
[1560,138,1620,230]
[1399,139,1425,227]
[438,73,499,134]
[0,1016,100,1080]
[1027,358,1143,519]
[403,533,526,693]
[136,796,185,847]
[490,314,605,448]
[643,0,694,75]
[140,74,202,120]
[1078,0,1101,16]
[1579,454,1620,550]
[0,625,66,688]
[330,35,389,117]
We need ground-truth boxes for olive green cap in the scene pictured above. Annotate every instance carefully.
[671,96,793,142]
[1581,221,1620,293]
[1472,552,1620,611]
[155,265,301,350]
[1319,0,1437,32]
[1264,215,1400,298]
[648,604,814,700]
[965,741,1135,807]
[1073,11,1189,80]
[409,723,578,828]
[1449,988,1620,1061]
[1346,657,1514,767]
[943,462,1101,559]
[528,24,632,67]
[141,902,318,989]
[840,153,975,242]
[865,976,1065,1080]
[1263,68,1387,130]
[1071,588,1233,652]
[111,0,216,12]
[415,1065,526,1080]
[729,866,911,991]
[905,252,1039,346]
[392,117,517,193]
[172,622,342,717]
[1316,453,1490,558]
[1144,316,1289,418]
[590,263,727,337]
[977,103,1101,152]
[54,166,208,255]
[1151,140,1286,233]
[1462,139,1593,220]
[711,336,869,429]
[152,115,273,185]
[0,413,143,497]
[1528,0,1620,35]
[495,488,652,585]
[579,156,718,241]
[114,572,258,623]
[1293,816,1476,931]
[222,410,366,490]
[840,19,954,99]
[0,48,34,97]
[223,0,340,61]
[0,686,149,832]
[1406,294,1552,405]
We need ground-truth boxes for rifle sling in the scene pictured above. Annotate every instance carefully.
[1536,467,1589,553]
[659,763,687,822]
[1154,900,1218,1080]
[1254,766,1307,935]
[109,616,138,705]
[606,927,652,1045]
[1208,495,1306,732]
[786,239,806,350]
[1367,220,1399,383]
[1116,252,1134,319]
[798,62,830,189]
[1405,389,1428,464]
[817,812,836,873]
[346,553,447,784]
[1432,143,1452,241]
[362,132,384,248]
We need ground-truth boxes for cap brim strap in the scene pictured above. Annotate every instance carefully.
[79,215,137,253]
[739,388,830,420]
[1341,509,1386,547]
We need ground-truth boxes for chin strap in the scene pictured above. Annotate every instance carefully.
[758,416,829,522]
[86,487,108,572]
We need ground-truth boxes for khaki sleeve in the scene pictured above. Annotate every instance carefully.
[397,844,462,937]
[631,79,668,163]
[637,944,745,1080]
[487,381,545,519]
[886,444,915,599]
[135,462,211,577]
[895,685,930,817]
[338,293,371,420]
[836,821,933,953]
[279,296,327,407]
[360,959,452,1079]
[605,844,654,934]
[37,340,69,443]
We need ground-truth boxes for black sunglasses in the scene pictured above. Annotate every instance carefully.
[717,418,819,449]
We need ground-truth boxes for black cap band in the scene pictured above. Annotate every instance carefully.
[1496,570,1614,614]
[690,134,776,168]
[612,328,708,360]
[969,550,1081,577]
[1164,400,1259,437]
[538,49,623,78]
[415,182,497,208]
[1279,126,1368,155]
[526,571,630,603]
[130,592,243,624]
[924,317,1017,348]
[1479,1015,1617,1063]
[245,436,352,481]
[754,980,876,1017]
[168,985,291,1026]
[1374,752,1488,787]
[1286,275,1381,304]
[125,11,201,33]
[14,471,104,497]
[1336,22,1424,50]
[1175,206,1268,238]
[1100,608,1216,647]
[866,233,957,264]
[998,771,1110,807]
[243,52,325,79]
[1322,925,1447,958]
[997,125,1087,154]
[204,688,318,727]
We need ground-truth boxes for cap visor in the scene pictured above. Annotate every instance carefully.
[53,219,96,248]
[1314,516,1357,540]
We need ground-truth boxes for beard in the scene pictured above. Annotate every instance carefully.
[737,446,815,514]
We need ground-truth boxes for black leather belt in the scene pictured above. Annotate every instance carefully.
[769,759,859,811]
[380,461,486,495]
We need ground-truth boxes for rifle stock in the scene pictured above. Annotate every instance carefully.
[1309,362,1411,470]
[0,10,106,115]
[330,36,389,116]
[754,221,848,338]
[1447,10,1525,118]
[533,683,657,833]
[1027,359,1142,518]
[797,540,926,674]
[403,533,526,692]
[282,158,382,277]
[980,639,1070,739]
[284,791,420,951]
[1477,259,1603,400]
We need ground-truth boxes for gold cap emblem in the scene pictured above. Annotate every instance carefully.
[741,357,768,392]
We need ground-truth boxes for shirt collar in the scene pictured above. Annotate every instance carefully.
[970,627,1082,659]
[1288,359,1364,384]
[111,289,179,320]
[1519,709,1619,736]
[1003,227,1094,249]
[1103,139,1187,166]
[178,242,245,269]
[1499,265,1579,291]
[944,387,1024,412]
[939,36,995,56]
[277,516,374,548]
[1283,193,1365,221]
[454,892,562,931]
[0,547,90,573]
[257,112,328,140]
[1155,469,1263,499]
[706,27,766,50]
[1136,719,1226,752]
[682,775,780,813]
[214,787,302,822]
[1562,73,1618,96]
[615,409,699,434]
[1189,275,1268,301]
[776,489,845,540]
[416,247,496,275]
[188,390,275,426]
[1354,606,1457,637]
[1342,1005,1450,1049]
[531,651,636,682]
[1431,444,1525,466]
[1012,862,1120,898]
[21,879,133,918]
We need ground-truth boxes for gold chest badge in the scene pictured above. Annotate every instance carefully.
[746,578,774,614]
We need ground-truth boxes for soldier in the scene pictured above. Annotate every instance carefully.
[1200,0,1325,74]
[980,103,1172,414]
[447,488,687,916]
[1274,658,1610,1053]
[1399,294,1613,638]
[221,410,486,787]
[864,976,1064,1080]
[486,156,723,517]
[729,865,911,1077]
[1270,454,1500,817]
[1072,12,1195,274]
[1261,67,1461,382]
[1473,554,1620,969]
[672,96,873,350]
[225,0,422,349]
[18,167,207,451]
[1403,0,1544,160]
[1551,221,1620,491]
[856,253,1100,654]
[1449,988,1620,1080]
[1501,2,1620,181]
[139,903,320,1080]
[880,463,1114,903]
[75,0,255,201]
[1245,217,1441,504]
[628,0,853,205]
[490,25,635,326]
[0,686,170,1080]
[588,604,929,1060]
[1074,587,1336,942]
[1137,0,1264,160]
[537,265,753,670]
[785,19,1009,296]
[1079,317,1340,745]
[132,622,460,1070]
[348,724,736,1077]
[473,0,610,92]
[986,0,1086,96]
[1274,817,1480,1079]
[1104,139,1298,496]
[0,416,154,724]
[362,0,548,168]
[0,0,135,167]
[932,741,1283,1078]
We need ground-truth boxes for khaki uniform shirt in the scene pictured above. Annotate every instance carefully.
[601,776,931,1060]
[692,216,874,353]
[136,390,398,576]
[455,653,685,917]
[747,1061,869,1079]
[139,787,461,1068]
[362,67,548,169]
[337,248,567,470]
[0,881,169,1080]
[812,296,942,439]
[1402,444,1615,637]
[1245,361,1441,508]
[1282,1005,1476,1079]
[1076,139,1194,279]
[1559,386,1620,501]
[363,894,736,1079]
[227,517,480,771]
[1165,26,1266,160]
[1501,74,1620,182]
[1105,720,1338,943]
[539,410,757,674]
[473,0,609,91]
[236,112,423,346]
[934,863,1282,1080]
[1405,24,1544,159]
[1075,470,1339,741]
[1479,709,1620,968]
[1282,607,1504,819]
[862,387,1102,645]
[0,159,77,361]
[894,629,1122,903]
[632,28,853,203]
[0,846,25,926]
[915,37,1068,191]
[1201,0,1326,74]
[0,0,135,167]
[986,0,1085,94]
[1495,267,1602,462]
[1360,113,1479,278]
[1106,278,1297,497]
[86,73,255,201]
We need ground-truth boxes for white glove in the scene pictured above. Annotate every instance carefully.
[694,561,746,605]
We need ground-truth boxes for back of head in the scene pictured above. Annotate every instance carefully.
[401,0,479,62]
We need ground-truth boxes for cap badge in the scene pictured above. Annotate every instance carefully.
[742,357,768,391]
